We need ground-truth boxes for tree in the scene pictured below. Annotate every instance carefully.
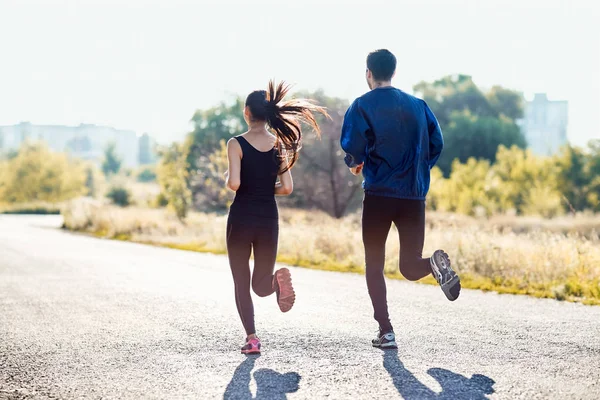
[486,85,524,121]
[493,145,562,217]
[184,97,246,202]
[429,145,565,217]
[0,142,86,203]
[413,75,498,127]
[436,111,526,175]
[428,158,500,216]
[102,142,122,176]
[157,142,192,220]
[553,141,600,213]
[554,145,589,212]
[189,140,232,211]
[285,90,363,218]
[585,140,600,211]
[414,75,527,176]
[187,97,246,170]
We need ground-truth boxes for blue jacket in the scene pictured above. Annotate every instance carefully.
[340,87,443,200]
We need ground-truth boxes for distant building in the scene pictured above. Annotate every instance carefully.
[138,133,159,165]
[521,93,568,156]
[0,122,140,168]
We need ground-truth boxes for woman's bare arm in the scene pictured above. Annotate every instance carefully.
[225,139,242,191]
[274,158,293,196]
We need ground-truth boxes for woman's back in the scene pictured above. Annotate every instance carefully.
[230,135,280,219]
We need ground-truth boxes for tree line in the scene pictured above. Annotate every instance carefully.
[1,74,597,218]
[157,75,599,219]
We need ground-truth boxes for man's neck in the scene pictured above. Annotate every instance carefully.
[372,80,392,89]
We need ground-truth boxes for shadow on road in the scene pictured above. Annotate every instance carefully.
[223,355,301,400]
[383,350,495,400]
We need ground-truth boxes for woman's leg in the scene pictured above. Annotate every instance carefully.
[251,218,295,312]
[226,216,256,336]
[251,218,278,297]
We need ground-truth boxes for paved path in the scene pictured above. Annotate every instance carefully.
[1,215,599,399]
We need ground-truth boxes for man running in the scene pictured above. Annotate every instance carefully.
[340,49,461,350]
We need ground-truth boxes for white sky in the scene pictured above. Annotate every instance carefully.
[0,0,599,146]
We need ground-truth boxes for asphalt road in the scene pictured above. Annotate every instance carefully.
[1,215,599,400]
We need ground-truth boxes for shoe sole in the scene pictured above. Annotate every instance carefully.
[275,268,295,313]
[432,250,461,301]
[372,342,398,349]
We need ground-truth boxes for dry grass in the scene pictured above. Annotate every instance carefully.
[128,182,161,207]
[61,198,600,305]
[450,212,600,240]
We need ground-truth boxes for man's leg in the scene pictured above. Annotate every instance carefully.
[362,195,394,333]
[394,199,461,300]
[393,199,432,281]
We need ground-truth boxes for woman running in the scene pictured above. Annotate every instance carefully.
[225,81,327,354]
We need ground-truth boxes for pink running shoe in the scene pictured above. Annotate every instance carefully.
[273,268,295,313]
[241,337,261,354]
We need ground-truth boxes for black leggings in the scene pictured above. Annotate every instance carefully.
[226,213,278,336]
[362,194,432,333]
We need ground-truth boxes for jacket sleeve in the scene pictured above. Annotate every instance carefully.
[425,102,443,168]
[340,99,369,168]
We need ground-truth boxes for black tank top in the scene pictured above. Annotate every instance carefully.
[229,135,281,219]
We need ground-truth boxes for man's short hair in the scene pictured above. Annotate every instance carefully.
[367,49,396,81]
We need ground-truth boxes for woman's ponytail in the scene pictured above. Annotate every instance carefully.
[246,80,329,173]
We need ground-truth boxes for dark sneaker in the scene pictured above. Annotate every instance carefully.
[372,330,397,349]
[430,250,461,301]
[273,268,295,313]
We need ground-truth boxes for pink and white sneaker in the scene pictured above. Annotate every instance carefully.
[273,268,296,313]
[241,337,261,354]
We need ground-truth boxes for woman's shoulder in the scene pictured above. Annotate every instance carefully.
[227,136,244,154]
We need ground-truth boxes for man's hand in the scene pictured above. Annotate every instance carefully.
[349,163,364,176]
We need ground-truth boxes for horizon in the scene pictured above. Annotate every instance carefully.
[0,88,580,144]
[1,0,598,146]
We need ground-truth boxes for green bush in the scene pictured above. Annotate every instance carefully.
[428,145,568,217]
[137,167,157,183]
[429,158,500,216]
[153,192,169,208]
[0,142,86,204]
[106,186,132,207]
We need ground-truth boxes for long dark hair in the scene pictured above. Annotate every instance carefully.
[245,80,329,173]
